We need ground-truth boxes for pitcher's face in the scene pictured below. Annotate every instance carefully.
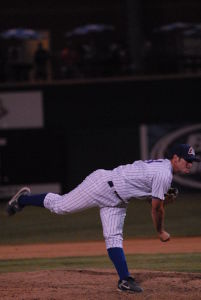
[172,155,193,174]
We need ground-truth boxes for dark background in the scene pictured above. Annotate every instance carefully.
[1,1,201,47]
[0,1,201,192]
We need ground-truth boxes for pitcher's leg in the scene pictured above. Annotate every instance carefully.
[100,206,143,292]
[44,185,96,214]
[100,206,127,249]
[6,184,96,216]
[100,206,129,279]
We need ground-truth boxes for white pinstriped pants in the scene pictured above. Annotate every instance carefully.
[44,169,128,249]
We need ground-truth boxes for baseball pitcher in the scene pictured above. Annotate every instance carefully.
[6,143,200,293]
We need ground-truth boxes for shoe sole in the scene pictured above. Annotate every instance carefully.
[6,187,31,216]
[117,288,143,293]
[8,187,31,204]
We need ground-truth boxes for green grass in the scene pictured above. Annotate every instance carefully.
[0,253,201,274]
[0,193,201,245]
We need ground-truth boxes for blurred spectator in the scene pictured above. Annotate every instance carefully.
[7,45,27,81]
[60,42,81,78]
[34,42,50,80]
[106,42,129,76]
[80,40,97,76]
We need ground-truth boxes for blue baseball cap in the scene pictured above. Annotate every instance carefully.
[170,144,200,162]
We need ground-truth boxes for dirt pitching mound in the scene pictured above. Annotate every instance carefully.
[0,269,200,300]
[1,238,200,299]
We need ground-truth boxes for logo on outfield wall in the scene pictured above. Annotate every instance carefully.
[150,124,201,189]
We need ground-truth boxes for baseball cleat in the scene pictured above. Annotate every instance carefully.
[6,187,31,216]
[118,276,143,293]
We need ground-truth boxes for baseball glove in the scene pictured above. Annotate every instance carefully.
[146,187,179,205]
[164,187,179,206]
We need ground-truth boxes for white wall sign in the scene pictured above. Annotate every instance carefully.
[0,91,43,129]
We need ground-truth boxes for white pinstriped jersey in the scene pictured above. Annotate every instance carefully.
[112,159,173,201]
[44,158,173,249]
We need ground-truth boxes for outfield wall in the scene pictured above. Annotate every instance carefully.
[0,75,201,196]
